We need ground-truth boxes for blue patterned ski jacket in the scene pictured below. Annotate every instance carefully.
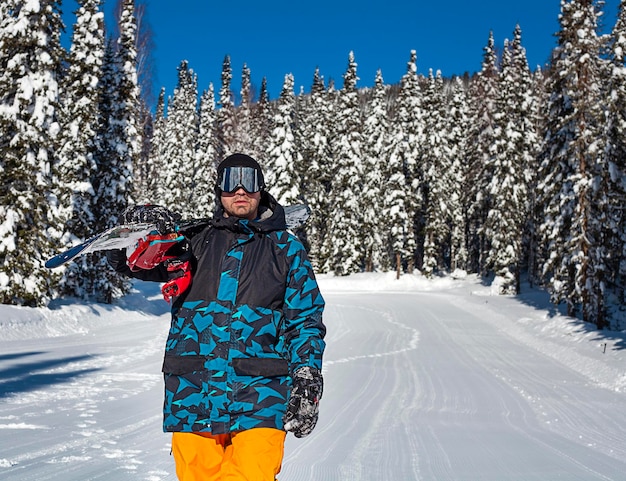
[112,194,326,435]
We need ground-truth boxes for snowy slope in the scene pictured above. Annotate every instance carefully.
[1,273,625,480]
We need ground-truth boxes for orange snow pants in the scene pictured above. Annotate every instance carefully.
[171,428,286,481]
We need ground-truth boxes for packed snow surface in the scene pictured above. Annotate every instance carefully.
[1,272,625,480]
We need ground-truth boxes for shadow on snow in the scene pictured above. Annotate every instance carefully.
[0,353,100,399]
[507,275,626,352]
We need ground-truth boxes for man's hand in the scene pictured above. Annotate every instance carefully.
[121,204,181,234]
[283,366,323,438]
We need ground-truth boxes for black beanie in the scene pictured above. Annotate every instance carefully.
[216,153,265,189]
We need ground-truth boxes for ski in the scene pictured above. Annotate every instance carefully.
[284,203,312,230]
[45,203,311,269]
[174,203,312,236]
[44,223,157,269]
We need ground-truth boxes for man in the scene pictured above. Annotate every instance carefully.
[108,153,326,480]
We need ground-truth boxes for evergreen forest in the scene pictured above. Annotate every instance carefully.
[1,0,626,330]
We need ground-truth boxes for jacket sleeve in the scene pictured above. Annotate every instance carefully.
[106,249,169,282]
[282,238,326,372]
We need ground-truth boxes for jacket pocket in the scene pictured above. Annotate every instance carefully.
[162,355,206,375]
[232,357,289,377]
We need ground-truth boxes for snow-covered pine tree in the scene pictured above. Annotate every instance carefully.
[422,69,450,277]
[144,87,166,203]
[466,31,500,275]
[217,54,235,158]
[527,66,550,288]
[536,0,608,325]
[318,78,341,272]
[55,0,105,299]
[192,84,218,217]
[510,25,539,287]
[384,117,412,279]
[111,0,140,205]
[387,50,422,274]
[484,26,537,294]
[296,69,333,270]
[603,0,626,310]
[323,51,365,275]
[0,0,64,306]
[107,0,153,202]
[133,100,154,200]
[484,39,516,292]
[383,50,423,278]
[446,76,470,272]
[421,69,454,278]
[420,69,448,278]
[480,40,510,287]
[161,60,199,217]
[361,69,390,272]
[120,0,155,202]
[249,77,274,164]
[233,63,253,154]
[93,40,121,224]
[91,0,141,302]
[265,73,302,206]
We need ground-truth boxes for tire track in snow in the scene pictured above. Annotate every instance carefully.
[323,302,420,366]
[283,291,626,481]
[412,293,626,481]
[284,298,423,480]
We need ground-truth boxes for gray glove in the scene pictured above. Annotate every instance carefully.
[121,204,181,234]
[283,366,323,438]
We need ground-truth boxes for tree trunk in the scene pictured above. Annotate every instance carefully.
[396,253,401,280]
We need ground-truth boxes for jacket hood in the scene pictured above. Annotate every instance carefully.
[212,191,287,233]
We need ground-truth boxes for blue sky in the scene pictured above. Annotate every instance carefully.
[61,0,621,104]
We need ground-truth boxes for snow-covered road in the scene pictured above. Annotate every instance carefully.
[1,274,625,480]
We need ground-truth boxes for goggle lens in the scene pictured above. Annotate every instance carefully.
[219,166,262,193]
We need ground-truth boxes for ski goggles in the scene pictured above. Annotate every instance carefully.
[218,166,264,194]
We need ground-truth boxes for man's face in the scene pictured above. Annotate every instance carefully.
[221,188,261,220]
